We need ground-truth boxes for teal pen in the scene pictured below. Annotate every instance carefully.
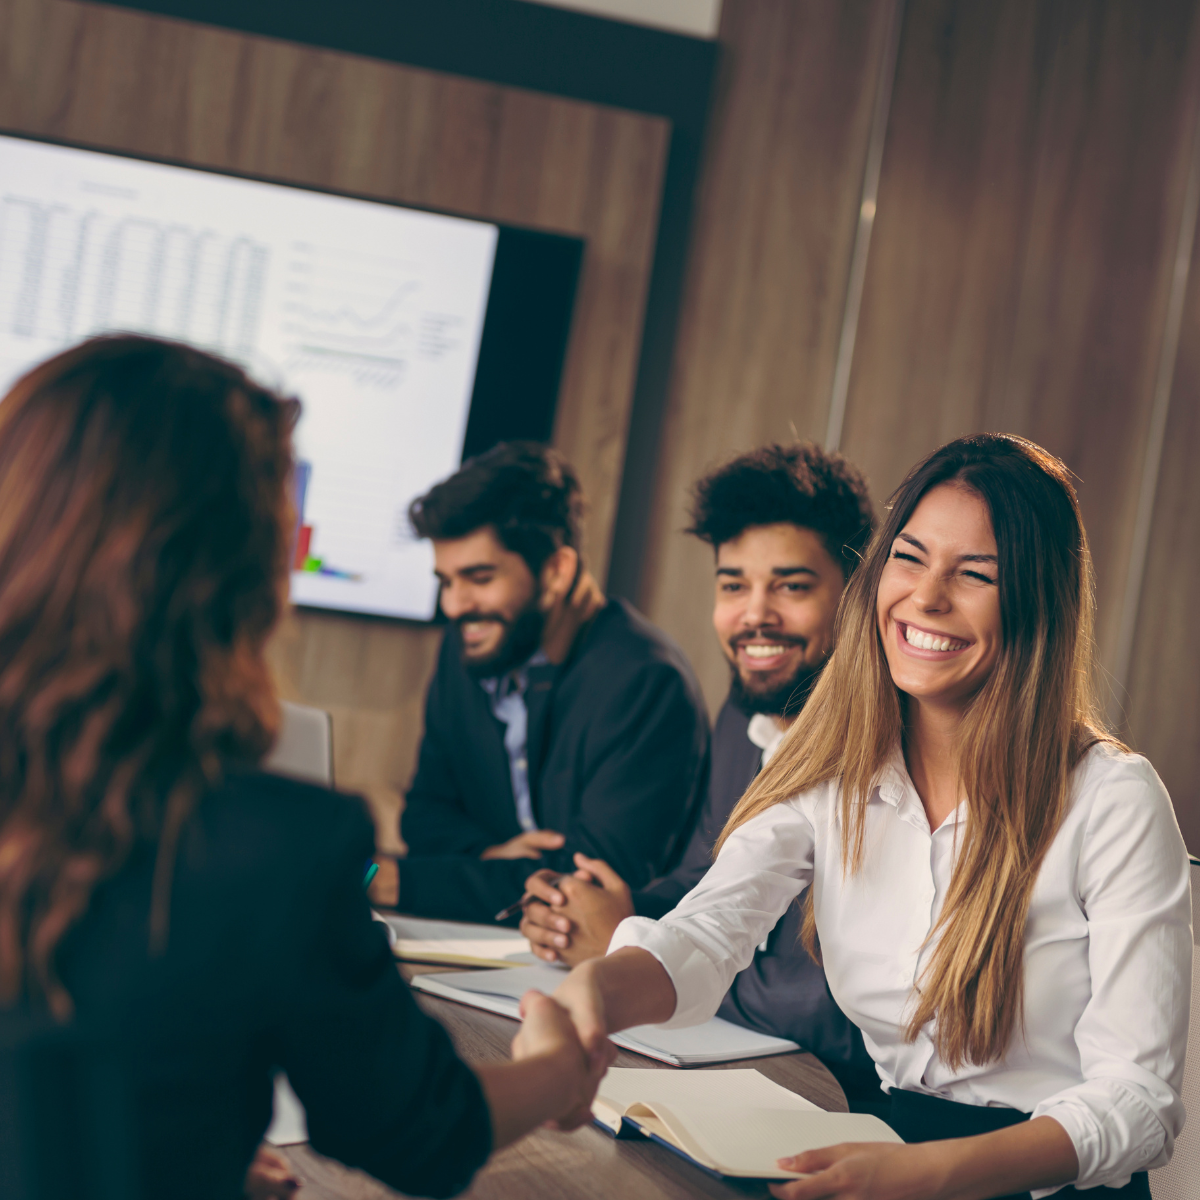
[363,861,380,889]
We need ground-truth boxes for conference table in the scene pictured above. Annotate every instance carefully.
[276,963,849,1200]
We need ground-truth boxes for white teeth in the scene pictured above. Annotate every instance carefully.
[742,644,788,658]
[903,626,966,652]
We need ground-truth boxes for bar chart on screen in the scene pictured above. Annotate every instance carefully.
[0,134,498,620]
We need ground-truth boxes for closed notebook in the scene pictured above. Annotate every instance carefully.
[593,1068,900,1179]
[409,966,800,1066]
[375,915,540,968]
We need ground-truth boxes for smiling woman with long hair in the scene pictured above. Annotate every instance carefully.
[553,434,1191,1200]
[0,335,607,1200]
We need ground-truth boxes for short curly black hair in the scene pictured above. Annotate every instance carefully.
[409,441,583,578]
[687,442,874,577]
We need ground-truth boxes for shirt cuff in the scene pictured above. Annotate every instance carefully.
[1031,1079,1167,1193]
[608,915,730,1028]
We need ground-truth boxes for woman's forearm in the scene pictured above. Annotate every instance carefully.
[933,1116,1078,1200]
[592,947,676,1030]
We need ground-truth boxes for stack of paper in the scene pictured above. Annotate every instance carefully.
[410,965,800,1066]
[376,915,540,968]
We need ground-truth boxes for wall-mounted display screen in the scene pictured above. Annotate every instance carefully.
[0,132,581,622]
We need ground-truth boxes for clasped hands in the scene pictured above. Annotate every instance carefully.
[520,852,634,964]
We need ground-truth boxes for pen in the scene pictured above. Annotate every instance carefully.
[494,873,564,923]
[363,861,380,889]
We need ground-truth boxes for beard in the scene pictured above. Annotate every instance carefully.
[727,642,826,719]
[455,599,546,680]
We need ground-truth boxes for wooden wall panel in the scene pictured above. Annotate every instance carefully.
[638,0,892,712]
[840,0,1200,689]
[1127,232,1200,854]
[0,0,669,834]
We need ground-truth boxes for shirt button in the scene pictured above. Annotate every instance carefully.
[517,758,527,770]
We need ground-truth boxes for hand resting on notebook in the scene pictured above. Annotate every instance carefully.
[764,1113,1077,1200]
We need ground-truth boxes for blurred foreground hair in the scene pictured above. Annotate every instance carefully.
[718,433,1118,1070]
[0,335,298,1017]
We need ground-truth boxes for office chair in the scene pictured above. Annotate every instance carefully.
[264,699,334,786]
[262,697,334,1147]
[0,1020,139,1200]
[1150,855,1200,1200]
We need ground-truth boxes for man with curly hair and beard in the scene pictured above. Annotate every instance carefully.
[520,442,882,1103]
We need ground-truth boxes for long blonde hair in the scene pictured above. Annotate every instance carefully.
[717,434,1115,1069]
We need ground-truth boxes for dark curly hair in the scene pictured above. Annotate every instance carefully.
[0,335,298,1016]
[687,442,874,577]
[409,441,584,578]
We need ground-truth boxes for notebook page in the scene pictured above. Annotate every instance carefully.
[619,1016,798,1063]
[379,917,538,964]
[597,1067,820,1115]
[410,974,523,1018]
[428,973,799,1063]
[425,964,568,997]
[654,1105,900,1177]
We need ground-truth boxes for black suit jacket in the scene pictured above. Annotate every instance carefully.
[12,773,491,1200]
[633,700,878,1097]
[399,599,710,922]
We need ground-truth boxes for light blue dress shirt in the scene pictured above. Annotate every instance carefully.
[479,651,550,833]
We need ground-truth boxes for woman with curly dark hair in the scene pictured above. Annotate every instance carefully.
[0,335,607,1200]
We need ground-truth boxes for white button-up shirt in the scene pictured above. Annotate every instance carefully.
[746,712,786,764]
[610,743,1192,1192]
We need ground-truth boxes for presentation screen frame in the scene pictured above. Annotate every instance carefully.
[0,128,584,625]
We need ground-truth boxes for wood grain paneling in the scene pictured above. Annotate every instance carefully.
[1127,223,1200,854]
[638,0,893,712]
[0,0,669,829]
[840,0,1200,690]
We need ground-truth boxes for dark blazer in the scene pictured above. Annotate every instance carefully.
[399,598,710,923]
[19,773,491,1200]
[633,700,878,1098]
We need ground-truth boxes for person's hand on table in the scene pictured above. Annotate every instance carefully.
[481,829,566,860]
[767,1116,1079,1200]
[512,989,615,1130]
[520,854,634,965]
[243,1145,300,1199]
[766,1142,932,1199]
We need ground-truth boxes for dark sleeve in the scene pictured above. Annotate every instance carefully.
[275,805,491,1198]
[632,830,712,918]
[399,661,708,923]
[401,647,497,857]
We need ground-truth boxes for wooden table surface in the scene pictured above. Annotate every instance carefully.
[277,965,848,1200]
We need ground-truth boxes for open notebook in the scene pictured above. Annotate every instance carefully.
[375,914,540,968]
[409,965,799,1066]
[594,1068,900,1179]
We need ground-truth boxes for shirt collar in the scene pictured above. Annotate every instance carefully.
[746,713,787,765]
[875,745,911,807]
[873,745,967,831]
[479,649,551,699]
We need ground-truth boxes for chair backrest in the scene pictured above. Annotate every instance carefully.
[264,700,334,787]
[1150,856,1199,1200]
[0,1021,139,1200]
